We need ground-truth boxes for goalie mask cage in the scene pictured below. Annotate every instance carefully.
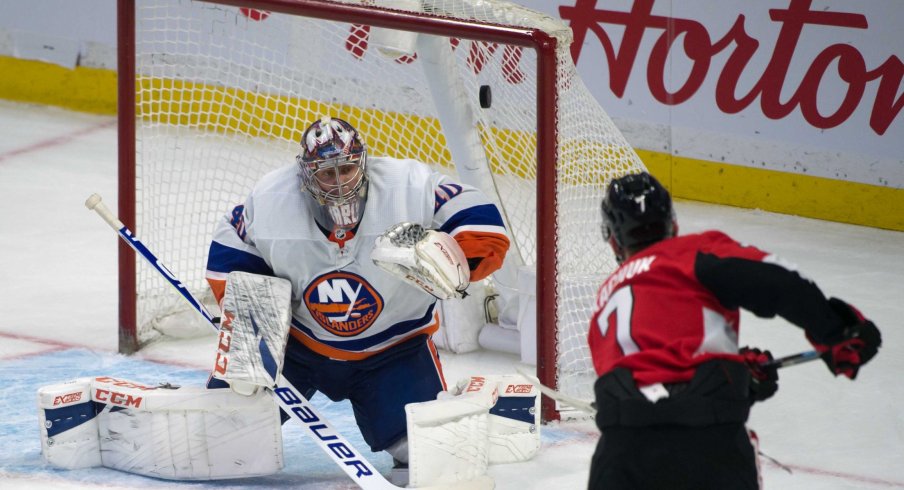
[117,0,644,421]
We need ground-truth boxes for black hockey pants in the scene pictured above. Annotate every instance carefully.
[588,360,759,490]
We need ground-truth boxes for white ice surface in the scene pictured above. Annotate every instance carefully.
[0,100,902,489]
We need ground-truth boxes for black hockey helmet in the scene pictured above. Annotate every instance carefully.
[601,172,675,259]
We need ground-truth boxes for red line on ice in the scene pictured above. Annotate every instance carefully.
[0,344,70,362]
[0,330,81,361]
[0,119,115,163]
[0,330,208,370]
[765,460,904,487]
[0,330,80,349]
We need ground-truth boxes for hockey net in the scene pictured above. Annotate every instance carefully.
[119,0,644,420]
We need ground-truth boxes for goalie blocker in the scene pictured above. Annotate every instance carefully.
[210,271,293,395]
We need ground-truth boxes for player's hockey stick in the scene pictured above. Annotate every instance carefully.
[85,193,401,490]
[762,349,819,368]
[516,349,822,415]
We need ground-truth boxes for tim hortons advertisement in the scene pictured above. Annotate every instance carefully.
[561,0,900,136]
[0,0,900,187]
[528,0,902,186]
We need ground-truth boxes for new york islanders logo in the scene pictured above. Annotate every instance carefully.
[303,271,384,337]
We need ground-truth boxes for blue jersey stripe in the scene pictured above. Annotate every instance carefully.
[206,241,274,276]
[291,302,436,352]
[434,183,464,212]
[438,204,505,235]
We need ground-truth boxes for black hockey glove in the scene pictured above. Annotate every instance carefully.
[740,346,779,402]
[808,297,882,380]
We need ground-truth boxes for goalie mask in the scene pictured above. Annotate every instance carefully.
[601,171,676,263]
[297,117,368,231]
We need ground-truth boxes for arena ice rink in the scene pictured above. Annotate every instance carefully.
[1,100,902,489]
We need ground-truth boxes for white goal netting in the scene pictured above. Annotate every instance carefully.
[130,0,644,409]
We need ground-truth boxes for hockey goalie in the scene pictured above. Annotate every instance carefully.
[37,268,540,487]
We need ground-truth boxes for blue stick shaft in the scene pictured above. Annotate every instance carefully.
[85,192,216,328]
[115,226,216,327]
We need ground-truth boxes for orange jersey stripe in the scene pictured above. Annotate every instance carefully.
[453,230,510,281]
[289,310,441,361]
[207,278,227,304]
[427,337,448,391]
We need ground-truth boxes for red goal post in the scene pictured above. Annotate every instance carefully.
[116,0,644,421]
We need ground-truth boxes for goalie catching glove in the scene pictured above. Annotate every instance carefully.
[371,222,470,300]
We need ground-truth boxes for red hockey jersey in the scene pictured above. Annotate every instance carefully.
[588,230,844,387]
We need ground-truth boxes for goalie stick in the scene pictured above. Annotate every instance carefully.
[516,350,821,415]
[85,193,402,490]
[514,366,596,415]
[85,194,217,326]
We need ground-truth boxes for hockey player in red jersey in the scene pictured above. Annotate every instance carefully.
[587,172,881,490]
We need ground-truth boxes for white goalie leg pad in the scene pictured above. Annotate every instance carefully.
[418,374,540,465]
[372,222,470,300]
[91,376,283,480]
[405,386,495,488]
[484,375,541,464]
[37,378,102,469]
[211,271,292,395]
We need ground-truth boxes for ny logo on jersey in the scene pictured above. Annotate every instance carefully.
[304,271,384,337]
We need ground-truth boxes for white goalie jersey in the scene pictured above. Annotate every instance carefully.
[205,157,509,361]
